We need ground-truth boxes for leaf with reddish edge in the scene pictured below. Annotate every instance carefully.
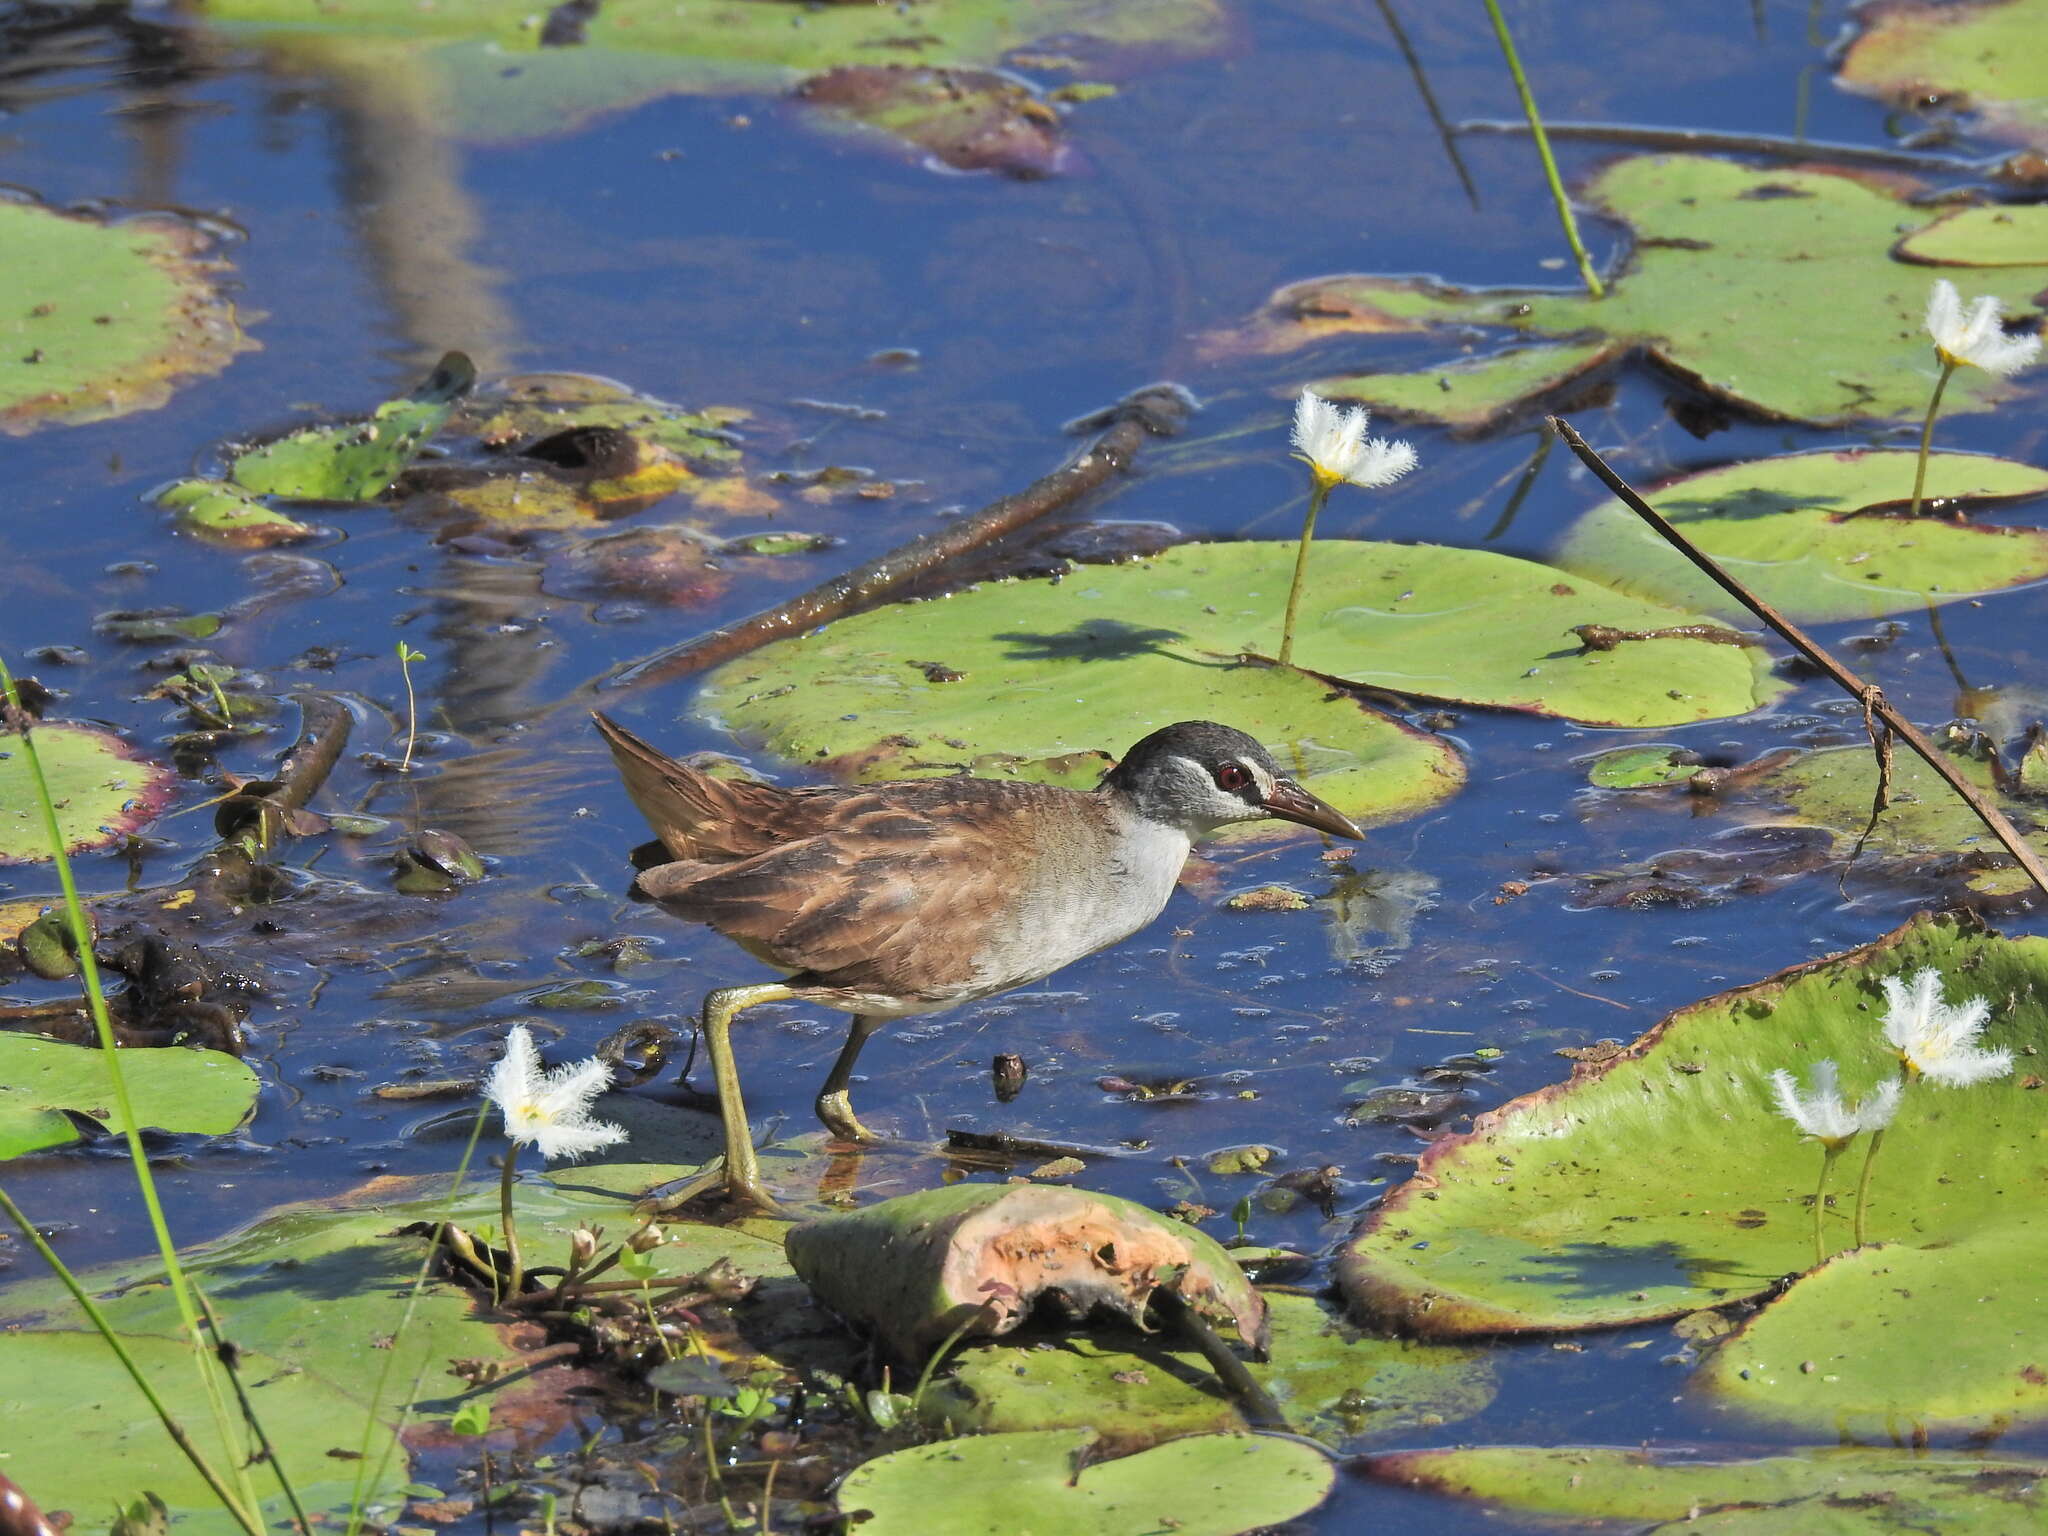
[0,722,177,865]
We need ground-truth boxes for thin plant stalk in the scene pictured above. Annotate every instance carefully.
[196,1288,313,1536]
[1277,481,1331,666]
[0,1186,262,1536]
[0,659,261,1520]
[1810,1142,1846,1266]
[344,1102,490,1536]
[498,1147,525,1297]
[1481,0,1604,299]
[1907,358,1958,518]
[1852,1126,1887,1248]
[396,643,425,772]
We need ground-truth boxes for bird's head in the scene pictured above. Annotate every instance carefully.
[1104,721,1363,840]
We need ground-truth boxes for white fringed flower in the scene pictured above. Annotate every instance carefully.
[1880,968,2013,1087]
[1770,1059,1901,1149]
[485,1024,628,1162]
[1925,279,2042,378]
[1291,389,1419,492]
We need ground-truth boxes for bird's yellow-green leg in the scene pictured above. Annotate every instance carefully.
[700,982,796,1212]
[816,1015,884,1143]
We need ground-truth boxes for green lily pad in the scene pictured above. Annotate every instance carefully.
[0,721,177,864]
[1553,450,2048,623]
[223,351,474,500]
[0,1035,260,1159]
[1,199,251,436]
[1209,155,2048,426]
[1337,914,2044,1356]
[1316,338,1619,433]
[198,0,1226,148]
[0,1331,410,1536]
[699,545,1777,818]
[1898,205,2048,268]
[1584,745,1703,789]
[156,479,317,548]
[835,1428,1334,1536]
[1841,0,2048,152]
[923,1291,1494,1449]
[1360,1445,2048,1532]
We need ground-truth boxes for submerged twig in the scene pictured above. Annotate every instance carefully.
[1549,417,2048,900]
[944,1128,1131,1163]
[1455,119,2013,179]
[1373,0,1479,208]
[599,386,1192,695]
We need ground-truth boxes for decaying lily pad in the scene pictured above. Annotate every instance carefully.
[1553,450,2048,623]
[1206,155,2048,427]
[835,1427,1334,1536]
[197,0,1228,152]
[409,372,773,529]
[796,66,1067,177]
[0,1034,260,1159]
[224,350,474,500]
[1,197,251,436]
[1361,1445,2048,1531]
[923,1290,1495,1449]
[785,1182,1266,1369]
[0,721,177,864]
[697,543,1778,829]
[1840,0,2048,153]
[1338,915,2038,1330]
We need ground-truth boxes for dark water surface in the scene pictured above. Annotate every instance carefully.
[4,0,2046,1530]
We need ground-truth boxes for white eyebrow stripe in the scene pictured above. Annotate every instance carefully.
[1244,759,1277,799]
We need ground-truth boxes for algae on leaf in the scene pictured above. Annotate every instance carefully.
[836,1428,1334,1536]
[1553,449,2048,623]
[1207,155,2048,427]
[1,198,251,435]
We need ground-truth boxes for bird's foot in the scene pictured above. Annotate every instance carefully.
[816,1091,884,1145]
[719,1162,792,1218]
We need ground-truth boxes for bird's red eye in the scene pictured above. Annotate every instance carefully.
[1214,763,1253,793]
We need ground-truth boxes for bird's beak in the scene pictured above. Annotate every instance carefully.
[1263,779,1364,840]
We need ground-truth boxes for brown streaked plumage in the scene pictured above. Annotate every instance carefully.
[593,711,1362,1210]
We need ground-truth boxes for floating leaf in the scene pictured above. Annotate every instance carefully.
[1840,0,2048,152]
[786,1183,1265,1368]
[156,478,317,548]
[224,350,475,500]
[1336,912,2047,1401]
[1360,1445,2048,1531]
[0,1035,259,1159]
[797,66,1066,176]
[1208,155,2048,426]
[1583,744,1703,789]
[1317,339,1619,434]
[0,721,176,864]
[1,198,250,436]
[923,1291,1495,1448]
[835,1428,1334,1536]
[1553,449,2048,623]
[698,546,1777,831]
[1897,204,2048,267]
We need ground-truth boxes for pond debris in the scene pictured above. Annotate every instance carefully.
[785,1182,1268,1371]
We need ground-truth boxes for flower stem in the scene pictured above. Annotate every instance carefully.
[1811,1142,1845,1267]
[1481,0,1603,300]
[1907,358,1957,519]
[1279,480,1331,666]
[1852,1126,1886,1248]
[498,1148,524,1298]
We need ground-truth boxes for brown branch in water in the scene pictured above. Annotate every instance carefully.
[1550,416,2048,901]
[1454,118,2008,178]
[599,386,1193,695]
[944,1128,1132,1163]
[1573,622,1760,651]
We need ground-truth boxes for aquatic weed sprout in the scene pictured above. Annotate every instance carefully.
[1909,279,2041,518]
[1280,389,1417,665]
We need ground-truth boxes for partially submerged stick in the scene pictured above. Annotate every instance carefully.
[1454,119,2017,179]
[1549,416,2048,901]
[599,385,1192,695]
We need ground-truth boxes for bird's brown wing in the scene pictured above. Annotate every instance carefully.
[636,782,1094,999]
[593,712,823,861]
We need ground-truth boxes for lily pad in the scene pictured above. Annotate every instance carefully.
[223,350,475,501]
[697,544,1777,823]
[1553,450,2048,623]
[0,1035,260,1159]
[1840,0,2048,152]
[1207,155,2048,426]
[834,1428,1334,1536]
[156,479,317,548]
[1337,914,2047,1370]
[0,721,177,864]
[796,66,1067,177]
[1,198,250,436]
[1360,1445,2048,1532]
[923,1291,1495,1449]
[1898,205,2048,268]
[198,0,1226,149]
[1584,744,1703,789]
